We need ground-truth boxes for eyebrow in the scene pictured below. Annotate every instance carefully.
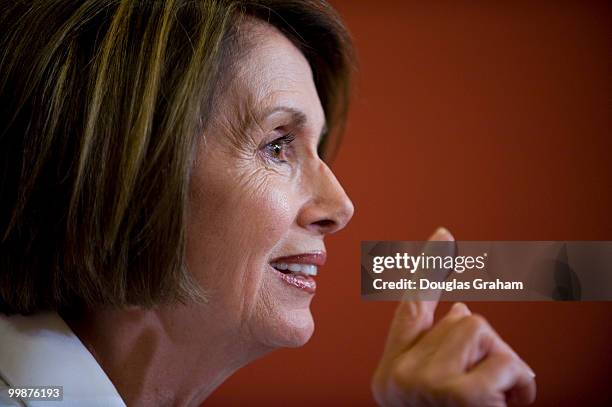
[259,106,328,143]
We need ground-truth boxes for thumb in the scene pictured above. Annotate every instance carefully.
[382,227,455,361]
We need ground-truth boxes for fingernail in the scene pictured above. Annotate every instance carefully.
[528,368,536,379]
[451,302,465,311]
[430,226,454,242]
[450,302,471,315]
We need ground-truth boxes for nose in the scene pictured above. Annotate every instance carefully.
[297,160,354,235]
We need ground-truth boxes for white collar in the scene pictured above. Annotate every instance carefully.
[0,312,126,407]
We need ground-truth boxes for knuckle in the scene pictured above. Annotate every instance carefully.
[497,350,516,364]
[461,314,490,335]
[496,351,521,372]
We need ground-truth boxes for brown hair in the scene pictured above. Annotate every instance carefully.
[0,0,354,314]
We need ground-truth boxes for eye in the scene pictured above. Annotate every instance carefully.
[269,142,283,159]
[263,133,295,163]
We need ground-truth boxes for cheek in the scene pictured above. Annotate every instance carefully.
[185,157,296,291]
[250,185,293,249]
[219,167,295,254]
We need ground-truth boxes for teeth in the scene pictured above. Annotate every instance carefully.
[288,263,301,272]
[302,264,317,276]
[270,262,318,276]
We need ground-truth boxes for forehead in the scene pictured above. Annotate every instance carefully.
[223,20,325,130]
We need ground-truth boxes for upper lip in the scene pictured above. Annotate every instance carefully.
[270,251,327,266]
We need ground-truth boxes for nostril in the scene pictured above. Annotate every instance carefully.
[312,219,336,231]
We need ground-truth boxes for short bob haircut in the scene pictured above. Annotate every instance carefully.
[0,0,354,315]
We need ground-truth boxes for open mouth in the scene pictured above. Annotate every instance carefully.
[270,262,318,277]
[268,252,325,294]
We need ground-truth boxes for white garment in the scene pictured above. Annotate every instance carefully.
[0,312,126,407]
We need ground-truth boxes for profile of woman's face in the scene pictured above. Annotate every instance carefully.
[185,21,354,349]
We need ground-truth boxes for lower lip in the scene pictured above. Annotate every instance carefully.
[272,268,317,294]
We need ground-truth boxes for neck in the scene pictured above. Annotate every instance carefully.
[63,305,270,407]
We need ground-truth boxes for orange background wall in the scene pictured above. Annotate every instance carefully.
[207,1,612,406]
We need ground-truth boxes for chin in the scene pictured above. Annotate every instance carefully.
[266,308,315,348]
[285,315,315,348]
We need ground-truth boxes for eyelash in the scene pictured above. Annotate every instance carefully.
[262,133,296,163]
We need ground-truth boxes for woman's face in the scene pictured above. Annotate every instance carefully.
[185,22,354,349]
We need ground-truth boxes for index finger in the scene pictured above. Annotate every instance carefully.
[382,227,456,361]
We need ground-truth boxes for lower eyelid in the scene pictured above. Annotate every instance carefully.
[258,146,285,164]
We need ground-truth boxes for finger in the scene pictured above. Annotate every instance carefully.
[421,313,494,374]
[491,338,537,405]
[507,376,537,407]
[421,313,535,388]
[400,227,457,304]
[411,302,472,350]
[443,301,472,322]
[464,352,537,406]
[382,227,455,361]
[473,324,536,384]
